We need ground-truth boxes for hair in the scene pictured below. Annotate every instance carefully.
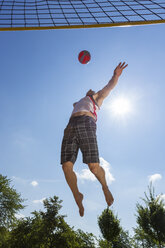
[86,89,95,96]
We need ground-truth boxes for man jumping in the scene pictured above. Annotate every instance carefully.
[61,62,128,216]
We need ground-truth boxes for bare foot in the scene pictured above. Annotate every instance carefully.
[74,192,84,217]
[102,186,114,206]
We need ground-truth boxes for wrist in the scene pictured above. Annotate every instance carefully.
[113,73,120,78]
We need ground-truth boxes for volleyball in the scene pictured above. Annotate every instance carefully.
[78,50,91,64]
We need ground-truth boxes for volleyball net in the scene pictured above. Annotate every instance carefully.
[0,0,165,31]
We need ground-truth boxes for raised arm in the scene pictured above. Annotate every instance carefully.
[93,62,128,107]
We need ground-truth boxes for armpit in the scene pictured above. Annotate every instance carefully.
[93,94,102,108]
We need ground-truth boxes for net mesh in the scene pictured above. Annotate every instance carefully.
[0,0,165,30]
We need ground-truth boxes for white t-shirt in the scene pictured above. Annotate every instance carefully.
[71,95,100,120]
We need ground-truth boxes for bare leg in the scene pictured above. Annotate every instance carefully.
[62,161,84,217]
[88,163,114,206]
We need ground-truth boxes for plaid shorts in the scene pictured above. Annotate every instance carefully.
[61,115,100,164]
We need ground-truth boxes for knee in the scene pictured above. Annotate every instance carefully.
[62,162,73,173]
[88,163,99,175]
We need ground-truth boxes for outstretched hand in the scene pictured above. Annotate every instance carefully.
[114,62,128,77]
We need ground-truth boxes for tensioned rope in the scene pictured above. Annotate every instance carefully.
[0,0,165,31]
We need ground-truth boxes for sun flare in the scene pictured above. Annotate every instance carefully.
[110,97,132,116]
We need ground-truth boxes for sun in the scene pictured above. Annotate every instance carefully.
[110,97,132,117]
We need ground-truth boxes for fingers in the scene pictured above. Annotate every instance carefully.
[123,63,128,69]
[118,61,128,69]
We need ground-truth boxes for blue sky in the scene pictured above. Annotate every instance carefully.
[0,24,165,238]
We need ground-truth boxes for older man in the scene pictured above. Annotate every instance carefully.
[61,62,128,216]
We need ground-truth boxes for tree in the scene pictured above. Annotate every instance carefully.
[98,207,132,248]
[0,226,10,248]
[0,174,25,228]
[98,239,112,248]
[0,174,25,248]
[112,229,132,248]
[134,184,165,248]
[98,229,132,248]
[7,196,97,248]
[98,208,121,244]
[75,229,96,248]
[133,226,157,248]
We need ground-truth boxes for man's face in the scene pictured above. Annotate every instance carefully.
[86,89,95,96]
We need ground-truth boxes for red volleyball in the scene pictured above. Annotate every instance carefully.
[78,50,91,64]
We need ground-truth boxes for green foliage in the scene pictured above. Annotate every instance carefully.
[99,239,112,248]
[1,174,165,248]
[0,174,25,228]
[111,230,132,248]
[98,229,132,248]
[98,207,121,243]
[0,227,10,248]
[98,207,132,248]
[7,196,69,248]
[0,174,25,248]
[75,229,96,248]
[4,195,97,248]
[133,226,158,248]
[134,183,165,248]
